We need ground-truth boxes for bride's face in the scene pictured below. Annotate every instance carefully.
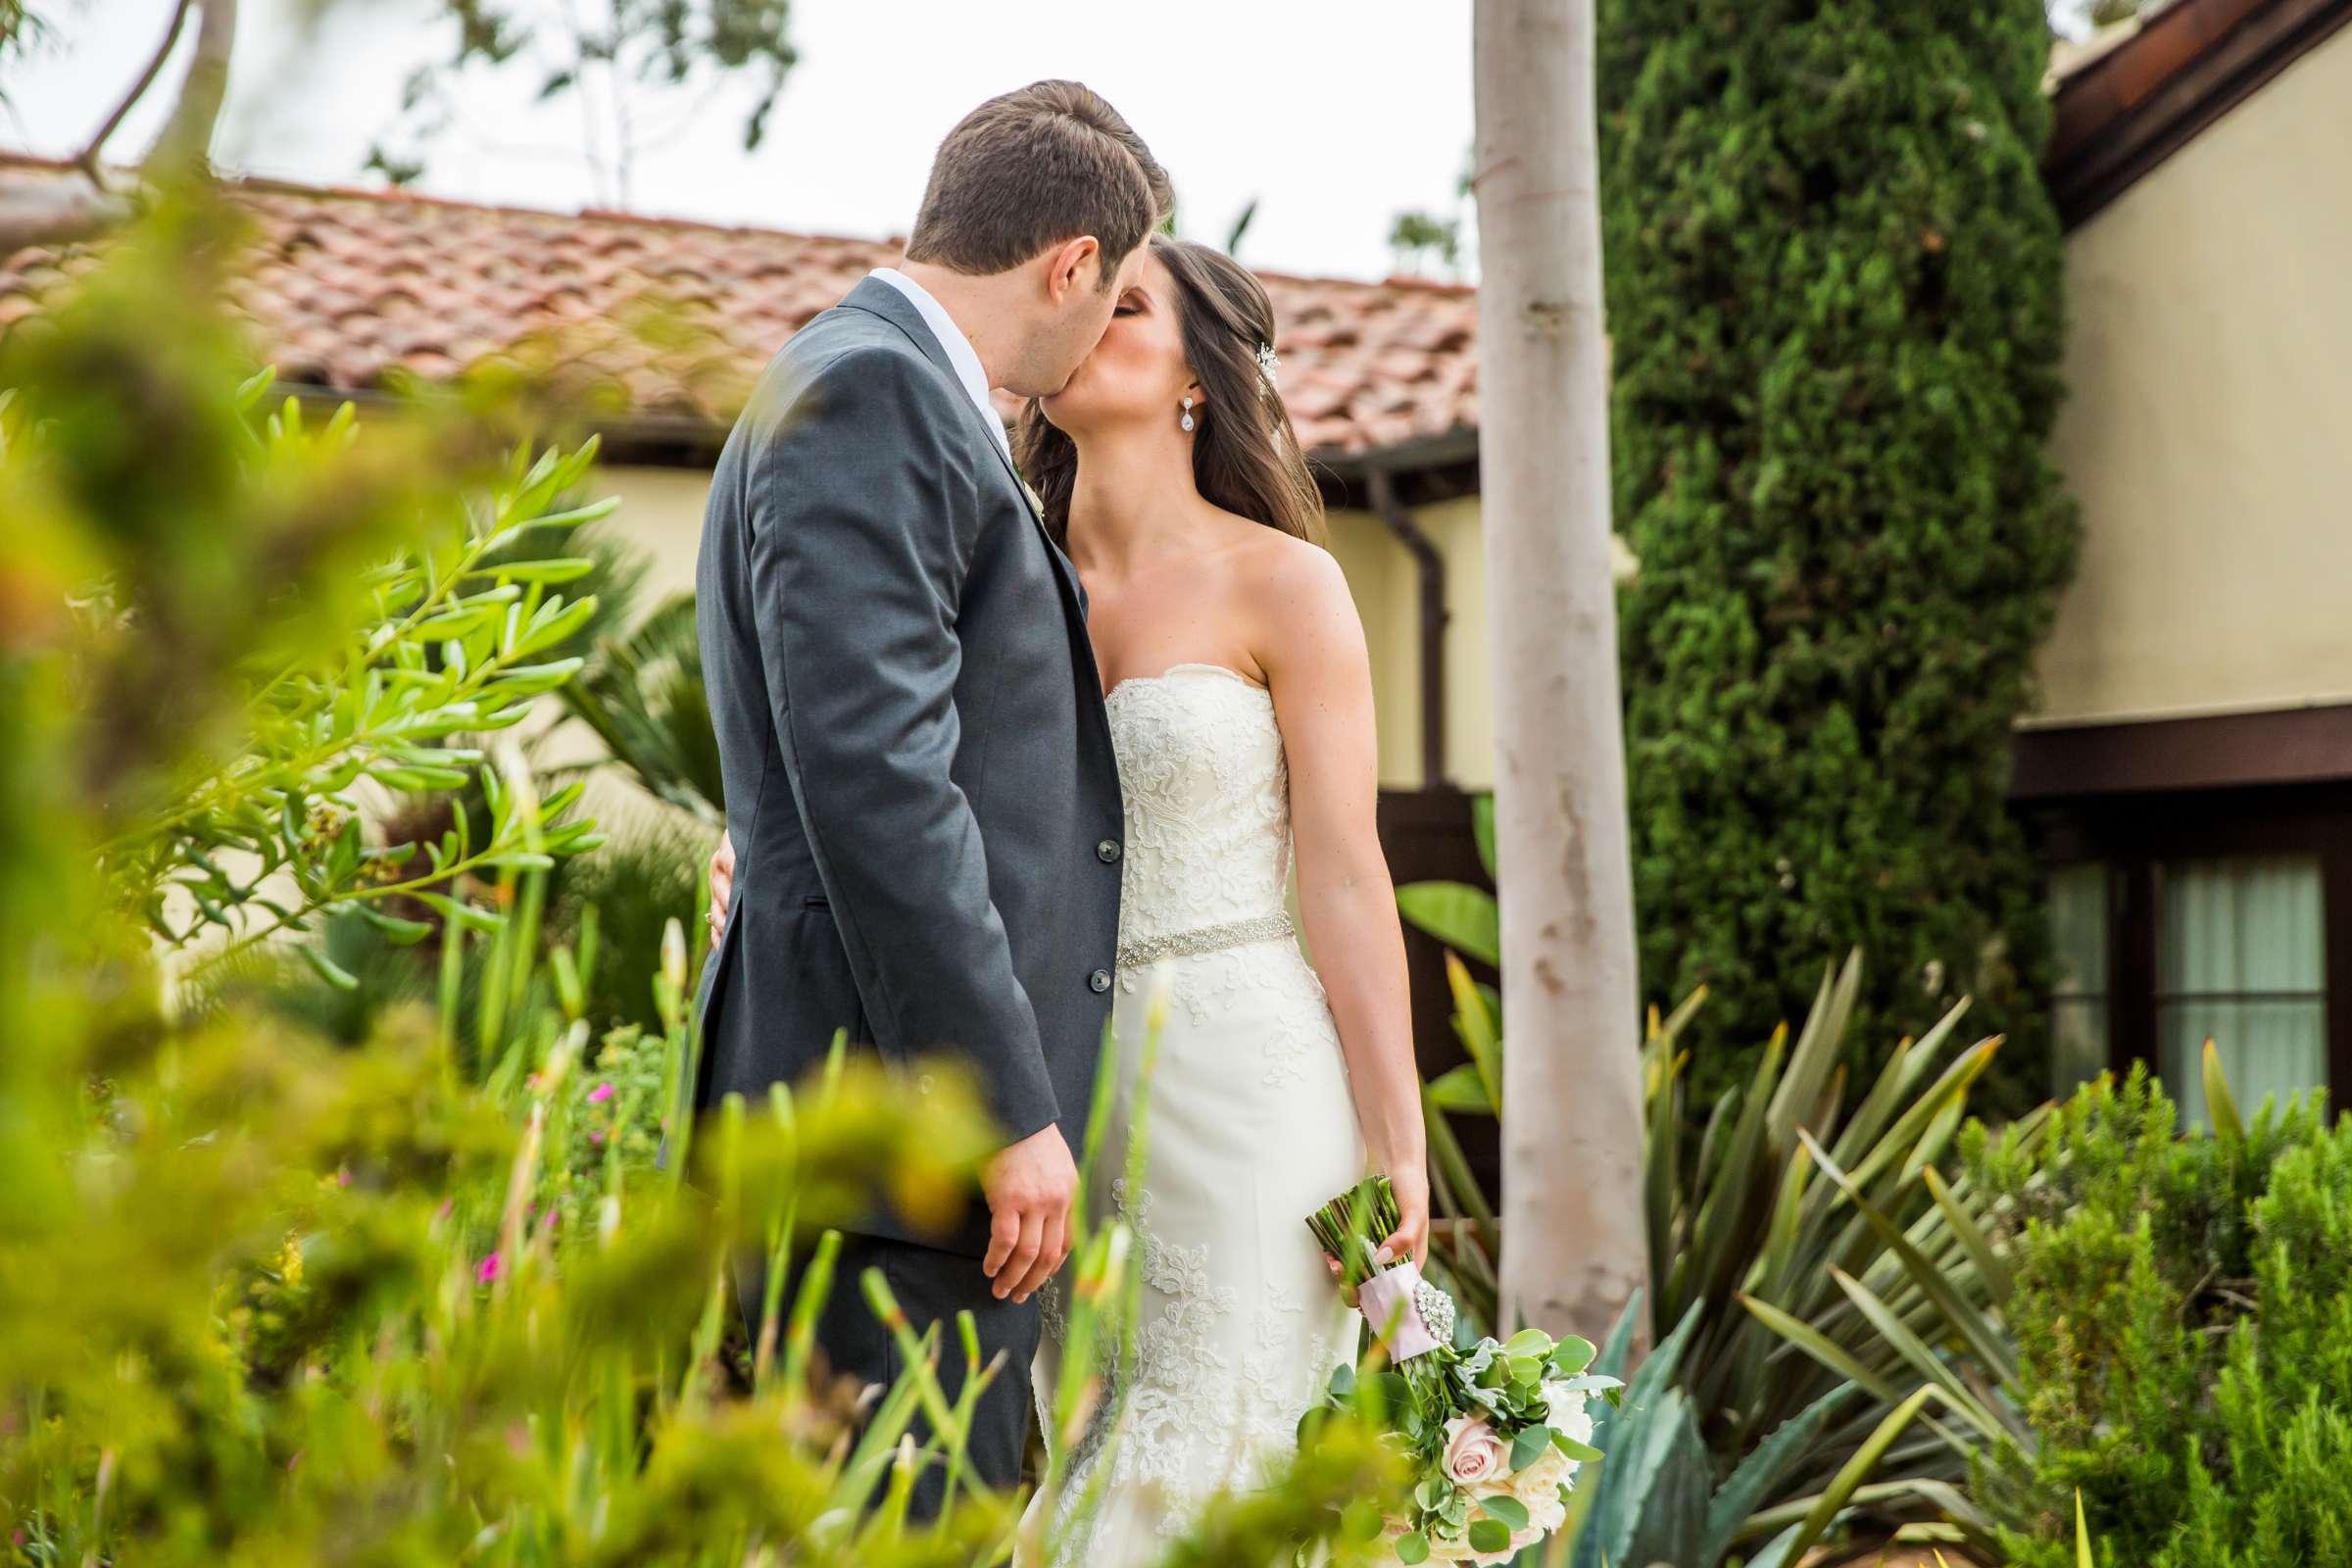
[1039,251,1198,437]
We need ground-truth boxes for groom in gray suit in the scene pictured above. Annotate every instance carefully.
[689,82,1169,1507]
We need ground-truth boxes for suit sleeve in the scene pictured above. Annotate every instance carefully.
[745,347,1057,1144]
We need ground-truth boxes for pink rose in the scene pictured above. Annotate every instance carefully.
[1443,1415,1507,1487]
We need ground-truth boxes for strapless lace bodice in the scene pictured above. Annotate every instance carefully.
[1102,663,1291,947]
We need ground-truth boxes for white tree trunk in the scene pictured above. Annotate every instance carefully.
[1472,0,1650,1340]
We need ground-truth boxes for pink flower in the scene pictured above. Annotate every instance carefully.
[588,1128,606,1145]
[335,1166,351,1188]
[475,1252,502,1286]
[1443,1415,1508,1488]
[587,1081,614,1104]
[436,1198,453,1220]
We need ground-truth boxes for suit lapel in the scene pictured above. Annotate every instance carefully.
[840,278,1088,612]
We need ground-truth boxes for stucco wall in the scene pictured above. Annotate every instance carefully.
[597,465,712,609]
[2034,26,2352,726]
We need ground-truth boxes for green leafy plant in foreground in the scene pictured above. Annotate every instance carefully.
[0,183,1424,1567]
[108,400,614,985]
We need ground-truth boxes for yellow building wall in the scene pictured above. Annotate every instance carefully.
[1325,508,1426,789]
[597,465,713,609]
[2035,27,2352,726]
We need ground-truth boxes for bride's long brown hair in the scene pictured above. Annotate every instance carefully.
[1014,234,1326,550]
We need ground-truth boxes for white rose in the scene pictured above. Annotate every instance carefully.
[1509,1444,1575,1517]
[1539,1382,1595,1448]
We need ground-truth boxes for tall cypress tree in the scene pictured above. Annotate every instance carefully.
[1599,0,2078,1102]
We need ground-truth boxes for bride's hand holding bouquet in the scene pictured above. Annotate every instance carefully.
[1306,1177,1618,1566]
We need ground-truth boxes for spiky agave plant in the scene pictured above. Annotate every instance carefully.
[1385,927,2050,1565]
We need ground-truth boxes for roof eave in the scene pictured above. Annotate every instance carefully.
[1313,426,1483,484]
[2044,0,2352,228]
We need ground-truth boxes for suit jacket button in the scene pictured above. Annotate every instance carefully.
[1096,839,1121,863]
[1089,968,1111,993]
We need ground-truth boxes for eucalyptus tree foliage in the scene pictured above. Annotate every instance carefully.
[86,375,614,987]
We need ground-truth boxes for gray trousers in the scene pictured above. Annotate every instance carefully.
[739,1233,1042,1517]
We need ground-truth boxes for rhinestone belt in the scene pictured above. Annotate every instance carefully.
[1115,911,1294,970]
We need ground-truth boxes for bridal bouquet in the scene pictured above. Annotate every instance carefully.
[1306,1177,1618,1565]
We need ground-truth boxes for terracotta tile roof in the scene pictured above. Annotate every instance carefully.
[0,160,1478,464]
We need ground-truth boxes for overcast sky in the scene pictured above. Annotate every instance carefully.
[5,0,1479,282]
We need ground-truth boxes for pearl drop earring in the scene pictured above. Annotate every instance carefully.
[1180,396,1196,433]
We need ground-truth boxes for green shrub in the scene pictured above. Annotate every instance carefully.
[1970,1064,2352,1567]
[1598,0,2079,1111]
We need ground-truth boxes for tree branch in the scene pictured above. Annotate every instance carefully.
[148,0,237,172]
[78,0,193,183]
[0,0,234,257]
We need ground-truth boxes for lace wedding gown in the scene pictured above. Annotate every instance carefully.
[1029,662,1367,1564]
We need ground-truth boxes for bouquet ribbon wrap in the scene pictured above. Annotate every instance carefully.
[1356,1259,1444,1361]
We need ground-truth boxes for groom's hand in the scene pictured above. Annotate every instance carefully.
[981,1123,1077,1303]
[707,834,735,929]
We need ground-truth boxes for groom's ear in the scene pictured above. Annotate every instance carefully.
[1040,235,1103,303]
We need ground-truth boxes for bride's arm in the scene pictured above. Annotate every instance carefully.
[1258,544,1430,1268]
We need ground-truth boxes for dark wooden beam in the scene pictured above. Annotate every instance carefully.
[2010,702,2352,799]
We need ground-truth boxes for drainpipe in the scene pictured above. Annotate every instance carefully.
[1365,467,1452,791]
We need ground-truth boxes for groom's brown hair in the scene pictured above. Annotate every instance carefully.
[906,81,1172,287]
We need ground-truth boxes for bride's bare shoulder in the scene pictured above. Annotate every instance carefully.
[1220,521,1348,599]
[1202,521,1359,672]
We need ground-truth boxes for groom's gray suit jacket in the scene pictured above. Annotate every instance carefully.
[691,276,1124,1251]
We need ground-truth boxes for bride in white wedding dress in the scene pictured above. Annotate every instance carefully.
[1013,234,1430,1562]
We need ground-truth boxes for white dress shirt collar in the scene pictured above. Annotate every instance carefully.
[868,266,1009,458]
